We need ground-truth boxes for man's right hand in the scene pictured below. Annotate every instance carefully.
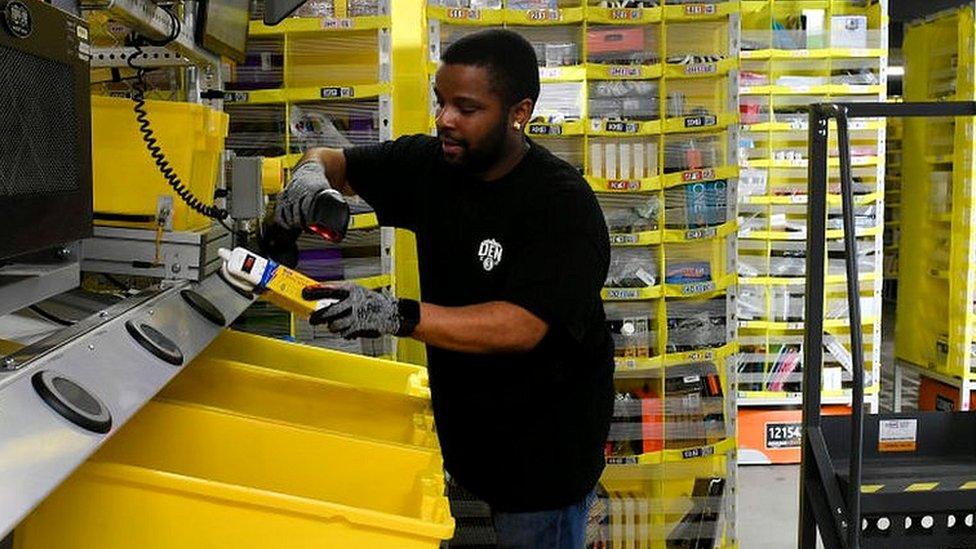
[273,161,342,229]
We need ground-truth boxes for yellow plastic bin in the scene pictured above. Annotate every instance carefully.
[156,353,437,448]
[15,400,454,548]
[203,330,432,398]
[91,95,229,231]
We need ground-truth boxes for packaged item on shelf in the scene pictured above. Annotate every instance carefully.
[666,477,726,549]
[607,247,659,288]
[664,134,721,173]
[600,194,660,233]
[606,302,657,357]
[803,9,826,49]
[666,298,727,352]
[665,261,711,284]
[226,104,287,157]
[589,81,660,121]
[664,180,728,229]
[606,384,663,457]
[770,287,804,322]
[736,286,763,320]
[227,38,284,90]
[536,82,585,120]
[288,102,379,151]
[509,0,557,9]
[763,344,802,393]
[830,15,867,49]
[587,26,653,65]
[590,138,659,179]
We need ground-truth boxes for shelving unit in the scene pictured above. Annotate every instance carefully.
[735,0,887,463]
[427,3,739,547]
[893,6,976,411]
[225,0,396,356]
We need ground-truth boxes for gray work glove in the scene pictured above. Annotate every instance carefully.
[303,284,403,339]
[274,161,344,229]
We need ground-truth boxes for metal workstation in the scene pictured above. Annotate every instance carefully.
[0,0,452,546]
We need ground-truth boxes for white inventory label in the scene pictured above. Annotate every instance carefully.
[878,419,917,452]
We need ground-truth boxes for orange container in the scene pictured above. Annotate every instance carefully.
[918,375,976,411]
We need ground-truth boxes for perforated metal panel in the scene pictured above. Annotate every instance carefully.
[0,44,80,197]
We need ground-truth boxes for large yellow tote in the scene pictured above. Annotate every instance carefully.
[15,332,454,548]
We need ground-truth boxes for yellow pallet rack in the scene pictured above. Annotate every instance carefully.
[883,109,901,285]
[893,6,976,410]
[426,3,739,547]
[735,1,887,444]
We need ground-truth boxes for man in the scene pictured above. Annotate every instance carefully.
[275,29,614,548]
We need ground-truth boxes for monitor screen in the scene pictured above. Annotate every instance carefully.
[196,0,250,64]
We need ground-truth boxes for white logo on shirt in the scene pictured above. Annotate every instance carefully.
[478,239,503,271]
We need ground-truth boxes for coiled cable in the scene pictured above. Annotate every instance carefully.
[126,13,229,221]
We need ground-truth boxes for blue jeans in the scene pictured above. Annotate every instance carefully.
[491,491,596,549]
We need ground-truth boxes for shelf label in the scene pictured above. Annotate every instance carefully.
[684,227,717,240]
[789,194,807,204]
[792,49,812,58]
[610,233,641,244]
[617,358,640,369]
[527,123,562,136]
[539,67,562,79]
[786,322,804,330]
[608,8,642,20]
[446,7,482,20]
[525,8,561,21]
[320,86,355,99]
[765,422,802,449]
[684,63,718,76]
[681,168,717,182]
[225,91,250,102]
[681,444,716,460]
[320,17,354,29]
[790,86,813,94]
[878,418,917,452]
[607,179,642,191]
[680,281,717,295]
[606,456,639,465]
[682,350,715,362]
[683,3,717,16]
[605,288,642,300]
[608,65,643,78]
[604,120,641,133]
[683,115,718,129]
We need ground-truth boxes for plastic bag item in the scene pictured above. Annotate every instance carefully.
[600,195,660,233]
[606,247,659,288]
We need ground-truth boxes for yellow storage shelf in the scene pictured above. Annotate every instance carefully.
[743,156,879,169]
[587,175,662,193]
[525,119,585,137]
[586,5,662,24]
[602,285,663,301]
[741,316,879,331]
[740,272,880,287]
[586,62,663,81]
[741,191,883,206]
[663,1,738,21]
[538,64,587,82]
[740,225,881,241]
[663,113,737,134]
[662,165,738,188]
[663,57,737,79]
[588,118,662,137]
[16,400,454,549]
[741,84,884,96]
[663,273,736,299]
[605,437,737,466]
[662,221,737,244]
[426,4,504,25]
[742,119,885,133]
[741,47,886,60]
[503,6,584,25]
[227,82,391,104]
[248,15,391,35]
[615,342,739,373]
[610,230,662,246]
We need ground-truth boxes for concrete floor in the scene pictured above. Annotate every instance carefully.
[738,465,804,548]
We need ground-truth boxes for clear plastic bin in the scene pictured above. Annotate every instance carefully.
[606,302,658,358]
[607,247,660,288]
[664,181,729,229]
[589,80,660,122]
[226,104,287,158]
[665,297,727,353]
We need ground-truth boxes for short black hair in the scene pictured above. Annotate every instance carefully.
[441,29,540,109]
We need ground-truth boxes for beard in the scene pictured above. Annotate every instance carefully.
[438,117,509,174]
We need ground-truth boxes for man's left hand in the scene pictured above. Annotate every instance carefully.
[303,284,403,339]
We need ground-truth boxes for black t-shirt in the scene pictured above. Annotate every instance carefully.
[344,134,614,512]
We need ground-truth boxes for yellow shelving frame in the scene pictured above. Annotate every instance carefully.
[425,2,740,546]
[894,7,976,404]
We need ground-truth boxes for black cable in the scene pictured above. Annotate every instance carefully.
[29,305,75,326]
[126,13,229,222]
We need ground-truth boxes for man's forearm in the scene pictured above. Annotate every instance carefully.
[411,301,548,354]
[299,147,354,195]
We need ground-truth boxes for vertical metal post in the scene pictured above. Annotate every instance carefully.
[836,109,864,549]
[893,362,904,412]
[799,105,830,549]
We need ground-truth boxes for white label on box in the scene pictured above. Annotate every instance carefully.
[635,268,656,287]
[879,419,917,452]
